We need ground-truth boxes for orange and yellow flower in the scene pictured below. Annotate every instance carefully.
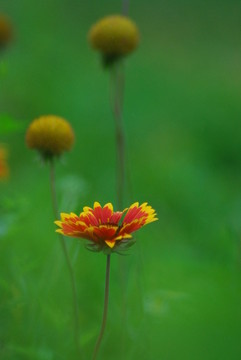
[0,145,9,179]
[55,202,157,252]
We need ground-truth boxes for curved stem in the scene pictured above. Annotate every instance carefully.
[49,159,81,357]
[91,254,111,360]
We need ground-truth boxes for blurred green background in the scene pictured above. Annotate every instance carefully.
[1,0,241,359]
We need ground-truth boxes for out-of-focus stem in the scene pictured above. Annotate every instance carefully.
[91,254,111,360]
[122,0,130,15]
[110,62,128,359]
[110,63,125,209]
[49,159,81,357]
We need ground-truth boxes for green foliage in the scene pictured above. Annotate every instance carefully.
[0,1,241,360]
[0,114,24,135]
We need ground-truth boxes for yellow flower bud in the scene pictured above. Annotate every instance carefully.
[88,15,139,65]
[26,115,75,159]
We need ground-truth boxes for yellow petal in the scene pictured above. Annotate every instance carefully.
[104,202,113,212]
[60,212,70,221]
[114,234,132,241]
[140,202,148,208]
[94,201,101,208]
[54,220,63,227]
[129,202,139,209]
[70,212,77,218]
[56,229,64,234]
[105,240,115,248]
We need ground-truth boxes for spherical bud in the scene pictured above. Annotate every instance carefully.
[26,115,74,160]
[88,15,139,65]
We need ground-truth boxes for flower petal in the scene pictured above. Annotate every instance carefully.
[105,240,115,248]
[102,203,114,223]
[122,202,157,226]
[110,211,124,225]
[94,225,118,240]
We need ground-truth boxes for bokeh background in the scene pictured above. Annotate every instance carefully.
[1,0,241,359]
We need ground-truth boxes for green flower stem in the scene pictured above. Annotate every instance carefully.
[49,159,81,357]
[92,254,111,360]
[110,63,125,209]
[109,6,130,358]
[122,0,130,15]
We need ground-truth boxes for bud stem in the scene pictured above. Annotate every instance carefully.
[110,62,125,209]
[49,159,81,357]
[122,0,130,15]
